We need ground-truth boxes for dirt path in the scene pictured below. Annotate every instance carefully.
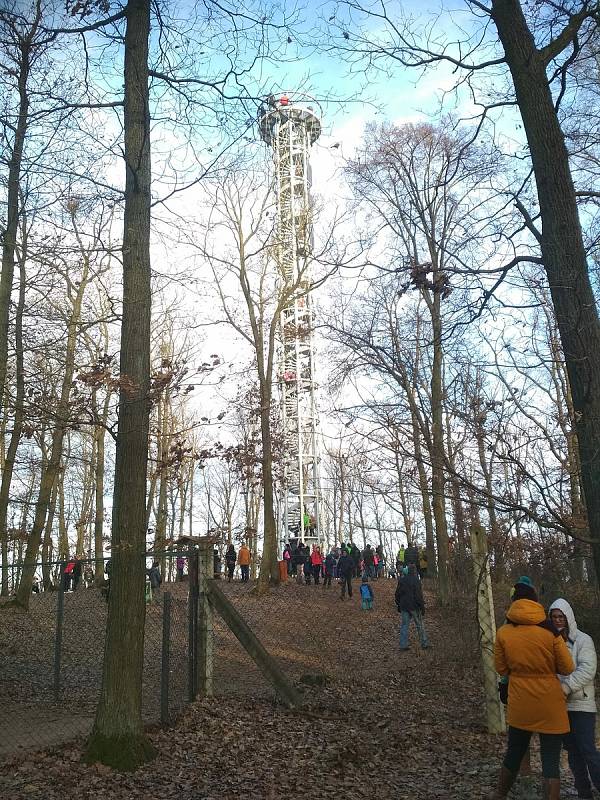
[0,703,94,759]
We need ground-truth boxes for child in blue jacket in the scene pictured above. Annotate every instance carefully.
[360,577,374,610]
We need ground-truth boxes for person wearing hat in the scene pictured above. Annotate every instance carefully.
[548,597,600,800]
[489,577,574,799]
[395,563,429,650]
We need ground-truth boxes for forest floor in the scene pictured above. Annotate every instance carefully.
[0,577,589,799]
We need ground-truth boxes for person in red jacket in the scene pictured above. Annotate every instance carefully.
[63,557,76,592]
[310,545,323,585]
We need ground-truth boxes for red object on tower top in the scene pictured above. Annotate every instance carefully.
[280,95,290,106]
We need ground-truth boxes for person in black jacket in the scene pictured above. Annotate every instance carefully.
[350,543,361,578]
[147,561,162,594]
[225,544,236,582]
[395,564,430,650]
[72,557,83,591]
[404,541,419,567]
[337,550,354,600]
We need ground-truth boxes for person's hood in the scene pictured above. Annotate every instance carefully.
[506,598,547,625]
[549,597,578,641]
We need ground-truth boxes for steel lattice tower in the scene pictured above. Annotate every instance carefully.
[259,93,323,548]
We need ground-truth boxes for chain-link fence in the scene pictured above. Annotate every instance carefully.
[1,548,404,761]
[0,551,196,759]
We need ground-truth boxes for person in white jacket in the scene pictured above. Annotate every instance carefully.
[549,598,600,800]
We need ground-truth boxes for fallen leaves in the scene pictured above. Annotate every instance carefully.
[0,580,582,798]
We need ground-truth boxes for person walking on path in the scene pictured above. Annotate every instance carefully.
[362,544,375,579]
[323,550,335,588]
[337,548,354,600]
[360,577,374,610]
[396,545,405,574]
[294,542,305,584]
[395,564,429,650]
[310,545,323,585]
[72,557,83,591]
[63,557,76,592]
[418,548,428,580]
[238,543,251,582]
[350,543,361,578]
[283,543,292,576]
[404,541,419,567]
[488,578,574,800]
[548,598,600,799]
[225,544,237,582]
[146,560,162,601]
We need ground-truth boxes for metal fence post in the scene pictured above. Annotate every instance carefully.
[53,562,65,699]
[161,590,171,726]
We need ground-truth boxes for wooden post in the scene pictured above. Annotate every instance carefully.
[470,524,505,734]
[207,580,302,709]
[197,540,214,697]
[160,590,171,725]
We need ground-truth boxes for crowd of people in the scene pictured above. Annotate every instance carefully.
[490,576,600,799]
[281,540,387,587]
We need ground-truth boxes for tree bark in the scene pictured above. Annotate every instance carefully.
[429,297,450,604]
[85,0,155,769]
[0,217,27,596]
[93,390,110,587]
[0,8,39,405]
[256,379,280,591]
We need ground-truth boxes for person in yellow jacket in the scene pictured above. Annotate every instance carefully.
[237,543,251,583]
[489,577,574,800]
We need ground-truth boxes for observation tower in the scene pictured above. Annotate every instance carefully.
[258,93,323,549]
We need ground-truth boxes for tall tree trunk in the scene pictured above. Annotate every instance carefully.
[336,456,347,546]
[0,218,27,596]
[429,296,450,604]
[412,413,436,576]
[85,0,155,769]
[94,391,110,587]
[41,478,58,590]
[473,408,503,579]
[154,391,171,568]
[0,9,40,404]
[58,467,68,559]
[491,0,600,583]
[256,380,280,591]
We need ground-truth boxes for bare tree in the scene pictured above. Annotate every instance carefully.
[327,0,600,583]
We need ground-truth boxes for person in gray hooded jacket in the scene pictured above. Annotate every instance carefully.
[549,597,600,800]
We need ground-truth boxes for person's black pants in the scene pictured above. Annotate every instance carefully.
[312,565,320,584]
[323,573,332,587]
[240,565,249,582]
[227,564,234,581]
[564,711,600,795]
[340,574,352,598]
[503,726,563,778]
